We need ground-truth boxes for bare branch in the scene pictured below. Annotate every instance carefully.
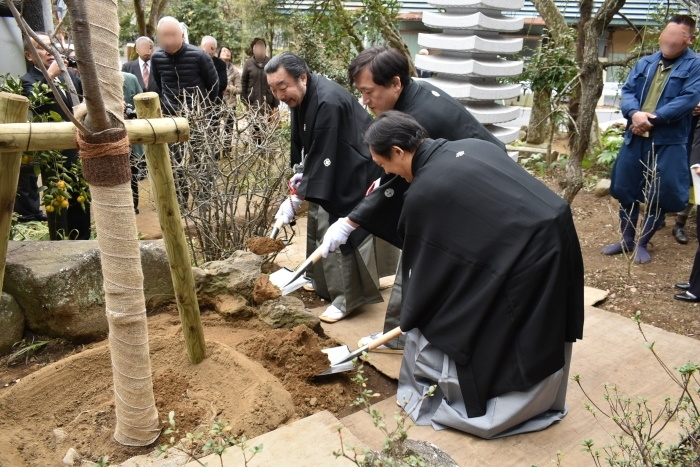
[6,0,91,134]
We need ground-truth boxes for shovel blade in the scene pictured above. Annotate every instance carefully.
[317,345,356,376]
[268,267,310,296]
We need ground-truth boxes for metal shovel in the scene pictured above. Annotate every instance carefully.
[317,327,402,376]
[267,244,323,296]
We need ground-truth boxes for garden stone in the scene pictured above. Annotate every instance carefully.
[258,296,320,330]
[0,293,24,356]
[3,240,174,342]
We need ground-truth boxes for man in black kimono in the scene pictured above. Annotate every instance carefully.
[320,46,504,350]
[363,111,584,439]
[265,52,390,322]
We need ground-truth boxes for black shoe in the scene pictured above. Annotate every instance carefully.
[675,283,691,290]
[134,208,139,215]
[672,226,689,244]
[674,292,700,302]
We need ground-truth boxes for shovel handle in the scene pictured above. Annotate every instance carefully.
[366,327,402,351]
[269,218,285,239]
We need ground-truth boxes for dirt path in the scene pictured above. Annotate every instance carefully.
[571,188,700,337]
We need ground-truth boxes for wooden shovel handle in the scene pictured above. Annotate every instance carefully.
[367,327,402,351]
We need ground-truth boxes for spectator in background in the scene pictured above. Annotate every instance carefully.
[602,15,700,264]
[21,32,90,240]
[200,35,227,100]
[150,16,218,114]
[218,45,241,107]
[241,37,278,112]
[415,48,432,78]
[151,16,219,204]
[122,36,157,93]
[122,71,145,214]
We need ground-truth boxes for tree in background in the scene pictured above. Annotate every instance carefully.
[170,0,242,50]
[529,0,626,204]
[132,0,169,38]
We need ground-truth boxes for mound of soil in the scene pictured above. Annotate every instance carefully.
[247,237,286,256]
[0,335,294,467]
[238,325,359,417]
[253,273,282,304]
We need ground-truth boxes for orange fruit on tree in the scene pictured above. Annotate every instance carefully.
[60,200,69,209]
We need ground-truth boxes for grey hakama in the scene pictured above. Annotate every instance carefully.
[306,203,398,312]
[398,329,572,439]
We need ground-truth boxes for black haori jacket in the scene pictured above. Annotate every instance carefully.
[291,72,382,251]
[348,78,505,248]
[399,138,585,418]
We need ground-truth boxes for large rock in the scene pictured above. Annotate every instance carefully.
[192,251,262,301]
[0,293,25,355]
[3,240,174,342]
[258,296,320,330]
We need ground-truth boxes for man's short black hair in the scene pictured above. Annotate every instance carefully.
[264,52,311,80]
[670,14,697,33]
[363,110,428,159]
[348,46,411,88]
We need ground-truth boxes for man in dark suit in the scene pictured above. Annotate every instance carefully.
[20,32,90,240]
[121,36,157,93]
[200,35,227,100]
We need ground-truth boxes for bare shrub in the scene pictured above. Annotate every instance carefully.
[162,92,292,265]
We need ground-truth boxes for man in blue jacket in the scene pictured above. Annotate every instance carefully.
[603,15,700,264]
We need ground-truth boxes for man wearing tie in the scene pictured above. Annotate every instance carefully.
[122,36,156,92]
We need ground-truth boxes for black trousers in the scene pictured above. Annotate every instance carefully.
[688,219,700,297]
[14,166,43,221]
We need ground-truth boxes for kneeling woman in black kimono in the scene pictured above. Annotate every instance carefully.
[363,111,585,439]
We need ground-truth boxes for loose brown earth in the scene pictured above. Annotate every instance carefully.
[246,237,286,256]
[0,307,396,466]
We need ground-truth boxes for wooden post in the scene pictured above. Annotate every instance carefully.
[134,92,206,364]
[0,92,30,294]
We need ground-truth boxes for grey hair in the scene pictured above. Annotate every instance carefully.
[201,35,217,47]
[157,16,180,28]
[264,52,311,79]
[135,36,154,46]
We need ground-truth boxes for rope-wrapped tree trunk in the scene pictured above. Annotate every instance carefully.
[64,0,160,446]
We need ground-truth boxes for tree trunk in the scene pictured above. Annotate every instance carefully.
[65,0,161,446]
[133,0,147,37]
[561,0,626,203]
[526,88,551,144]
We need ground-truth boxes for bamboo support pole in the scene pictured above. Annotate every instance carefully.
[0,117,189,153]
[0,92,30,294]
[133,92,206,364]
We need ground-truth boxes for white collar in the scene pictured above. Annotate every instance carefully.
[138,57,149,69]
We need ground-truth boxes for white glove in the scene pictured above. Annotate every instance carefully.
[275,195,303,224]
[366,177,382,196]
[321,218,356,258]
[289,173,303,194]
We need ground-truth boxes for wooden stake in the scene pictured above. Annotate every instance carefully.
[0,92,30,294]
[0,117,189,153]
[134,92,206,364]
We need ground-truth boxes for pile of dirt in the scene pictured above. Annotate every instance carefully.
[0,334,295,467]
[246,237,286,256]
[253,273,282,304]
[238,325,359,417]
